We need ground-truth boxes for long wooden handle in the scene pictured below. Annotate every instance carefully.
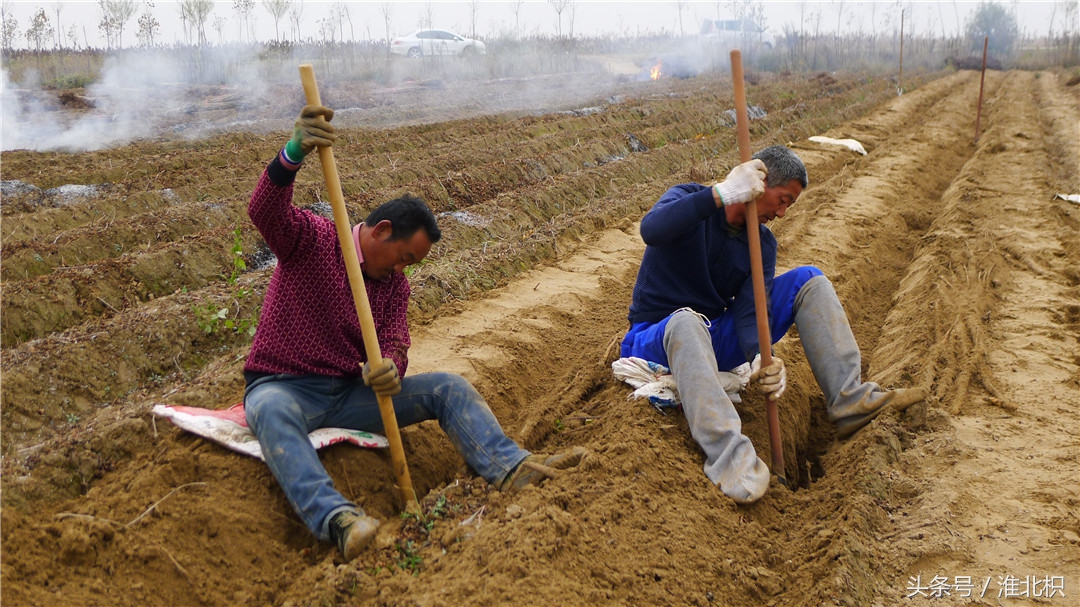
[730,50,786,485]
[299,64,420,513]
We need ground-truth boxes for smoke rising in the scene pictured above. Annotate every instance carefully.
[2,46,277,153]
[2,37,737,154]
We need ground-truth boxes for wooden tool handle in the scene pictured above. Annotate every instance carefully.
[299,64,419,512]
[730,50,786,484]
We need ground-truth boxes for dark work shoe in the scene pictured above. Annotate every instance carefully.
[499,446,588,492]
[328,510,380,561]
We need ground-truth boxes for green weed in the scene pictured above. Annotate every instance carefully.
[191,226,259,336]
[228,227,247,285]
[403,258,430,277]
[396,540,423,575]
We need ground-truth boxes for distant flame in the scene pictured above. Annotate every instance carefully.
[650,61,662,81]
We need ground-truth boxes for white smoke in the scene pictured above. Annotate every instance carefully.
[2,47,276,153]
[1,36,738,155]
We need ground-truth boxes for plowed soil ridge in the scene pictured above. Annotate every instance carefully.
[1,70,916,438]
[2,69,1077,607]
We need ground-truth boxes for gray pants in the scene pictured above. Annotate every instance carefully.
[663,275,926,502]
[795,275,926,438]
[664,310,770,503]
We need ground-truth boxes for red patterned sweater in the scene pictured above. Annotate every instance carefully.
[243,155,411,378]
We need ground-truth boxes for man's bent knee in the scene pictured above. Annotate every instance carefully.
[665,309,711,339]
[245,384,304,429]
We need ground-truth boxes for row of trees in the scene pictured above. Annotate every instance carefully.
[0,0,589,51]
[1,1,1076,68]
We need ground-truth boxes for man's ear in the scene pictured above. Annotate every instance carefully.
[371,219,394,240]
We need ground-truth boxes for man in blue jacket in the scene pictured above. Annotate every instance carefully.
[621,145,925,504]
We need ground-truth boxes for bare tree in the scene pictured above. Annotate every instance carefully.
[568,0,576,39]
[935,0,947,39]
[52,1,62,48]
[674,1,687,36]
[179,0,213,46]
[869,0,878,47]
[333,2,351,42]
[469,0,479,38]
[99,0,136,48]
[379,2,393,53]
[288,0,303,43]
[833,0,845,42]
[512,0,523,38]
[728,0,765,50]
[808,2,823,68]
[1062,0,1078,38]
[97,2,118,48]
[264,0,290,42]
[0,1,19,51]
[831,0,845,60]
[548,0,571,38]
[26,7,53,51]
[212,13,225,45]
[1061,0,1079,63]
[232,0,254,43]
[317,9,335,44]
[136,1,159,48]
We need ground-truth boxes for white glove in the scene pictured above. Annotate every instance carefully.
[713,159,767,206]
[749,354,786,401]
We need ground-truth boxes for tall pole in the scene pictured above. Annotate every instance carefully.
[898,9,905,95]
[731,49,787,487]
[975,36,989,143]
[299,64,421,514]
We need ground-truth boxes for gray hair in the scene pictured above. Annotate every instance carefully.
[753,145,808,189]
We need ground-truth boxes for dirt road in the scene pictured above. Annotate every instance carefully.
[2,68,1077,606]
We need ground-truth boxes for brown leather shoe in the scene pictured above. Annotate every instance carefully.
[835,387,927,439]
[329,510,380,561]
[500,446,588,491]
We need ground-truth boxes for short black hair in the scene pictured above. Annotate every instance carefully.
[364,194,442,244]
[753,145,809,189]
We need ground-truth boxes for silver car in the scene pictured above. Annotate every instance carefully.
[390,29,487,58]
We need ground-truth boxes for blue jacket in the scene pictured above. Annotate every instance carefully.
[628,183,777,363]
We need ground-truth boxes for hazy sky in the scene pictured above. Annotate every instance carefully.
[0,1,1069,49]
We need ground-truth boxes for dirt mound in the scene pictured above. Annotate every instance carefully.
[2,68,1077,606]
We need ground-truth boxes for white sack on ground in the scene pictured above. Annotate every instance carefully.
[152,403,388,460]
[612,356,748,410]
[808,136,868,155]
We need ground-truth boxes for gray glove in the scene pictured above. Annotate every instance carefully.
[749,354,786,402]
[362,358,401,397]
[284,104,336,161]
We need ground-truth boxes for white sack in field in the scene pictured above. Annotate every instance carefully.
[152,403,388,460]
[808,136,868,155]
[612,357,749,410]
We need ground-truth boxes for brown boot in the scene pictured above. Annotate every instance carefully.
[500,446,588,491]
[329,510,380,561]
[835,387,927,439]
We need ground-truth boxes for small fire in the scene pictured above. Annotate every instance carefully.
[650,61,662,81]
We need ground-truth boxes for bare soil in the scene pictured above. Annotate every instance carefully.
[2,67,1078,606]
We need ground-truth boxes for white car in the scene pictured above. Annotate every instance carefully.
[390,30,487,58]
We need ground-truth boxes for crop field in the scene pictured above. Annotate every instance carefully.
[1,63,1078,606]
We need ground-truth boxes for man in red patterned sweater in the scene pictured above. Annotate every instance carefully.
[243,104,585,561]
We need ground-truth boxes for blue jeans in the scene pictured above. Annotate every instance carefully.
[621,266,824,371]
[244,372,530,541]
